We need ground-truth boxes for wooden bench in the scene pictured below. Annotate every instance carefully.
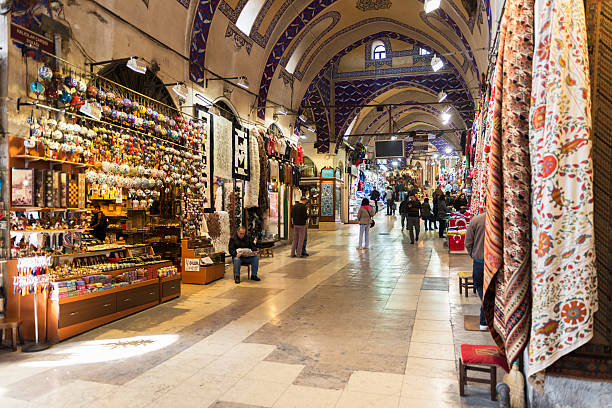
[260,247,274,258]
[458,270,476,297]
[459,344,509,401]
[0,318,23,351]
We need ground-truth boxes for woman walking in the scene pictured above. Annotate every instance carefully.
[357,198,375,250]
[421,197,432,230]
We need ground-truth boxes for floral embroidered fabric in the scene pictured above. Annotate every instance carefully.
[527,0,597,386]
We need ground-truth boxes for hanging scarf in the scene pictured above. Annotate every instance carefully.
[527,0,597,388]
[483,0,534,366]
[244,130,260,208]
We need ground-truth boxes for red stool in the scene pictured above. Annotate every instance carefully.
[459,344,509,400]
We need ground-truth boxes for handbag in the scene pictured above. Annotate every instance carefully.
[370,219,375,228]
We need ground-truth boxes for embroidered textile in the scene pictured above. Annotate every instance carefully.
[483,0,533,366]
[257,132,269,209]
[213,115,233,180]
[244,130,260,208]
[232,126,250,180]
[527,0,597,384]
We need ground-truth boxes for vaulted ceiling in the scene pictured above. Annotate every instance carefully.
[188,0,494,153]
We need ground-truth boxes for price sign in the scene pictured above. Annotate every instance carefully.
[185,258,200,272]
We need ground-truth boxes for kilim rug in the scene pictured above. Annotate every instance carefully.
[483,0,533,367]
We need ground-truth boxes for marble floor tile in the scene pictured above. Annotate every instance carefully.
[401,375,459,402]
[220,378,290,407]
[413,319,453,333]
[415,310,451,321]
[200,355,264,378]
[410,330,454,345]
[272,385,341,408]
[408,342,456,361]
[245,361,305,384]
[346,370,405,396]
[336,391,400,408]
[398,398,461,407]
[404,357,457,378]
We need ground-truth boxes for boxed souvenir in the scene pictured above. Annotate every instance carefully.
[78,173,86,209]
[52,171,60,208]
[60,172,68,208]
[34,169,45,207]
[11,168,34,207]
[68,174,79,208]
[45,170,54,208]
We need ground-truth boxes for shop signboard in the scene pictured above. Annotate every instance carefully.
[185,258,200,272]
[321,168,334,178]
[10,23,55,54]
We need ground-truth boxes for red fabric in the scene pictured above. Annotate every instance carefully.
[461,344,509,372]
[296,145,303,165]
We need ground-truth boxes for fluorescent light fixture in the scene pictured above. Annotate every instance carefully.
[391,135,397,140]
[172,83,188,100]
[392,160,399,167]
[236,76,249,89]
[445,147,452,154]
[299,115,307,122]
[300,135,307,139]
[438,90,447,102]
[441,112,451,124]
[126,57,147,74]
[434,153,439,159]
[431,55,444,72]
[277,107,287,115]
[307,126,315,132]
[194,92,213,107]
[424,0,441,13]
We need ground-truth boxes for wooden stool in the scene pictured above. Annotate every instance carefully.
[458,271,476,297]
[260,247,274,258]
[459,344,509,401]
[0,318,23,351]
[241,263,251,279]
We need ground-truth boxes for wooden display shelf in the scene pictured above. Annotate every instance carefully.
[56,278,159,304]
[160,275,181,302]
[12,154,92,168]
[10,228,87,233]
[10,207,88,212]
[182,262,225,285]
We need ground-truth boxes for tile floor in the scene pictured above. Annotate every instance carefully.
[0,213,500,407]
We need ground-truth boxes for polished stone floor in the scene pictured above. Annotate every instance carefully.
[0,212,499,407]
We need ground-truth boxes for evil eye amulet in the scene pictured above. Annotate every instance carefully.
[30,81,45,95]
[38,66,52,80]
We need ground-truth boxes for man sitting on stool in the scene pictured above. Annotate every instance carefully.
[229,227,260,284]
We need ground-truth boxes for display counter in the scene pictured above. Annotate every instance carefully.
[181,238,226,284]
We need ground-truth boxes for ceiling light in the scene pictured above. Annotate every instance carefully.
[424,0,441,13]
[126,57,147,74]
[441,112,451,124]
[300,135,307,140]
[438,91,447,102]
[299,115,307,123]
[277,107,287,115]
[391,135,397,140]
[433,153,439,159]
[445,147,452,154]
[236,76,249,89]
[307,126,315,132]
[431,55,444,72]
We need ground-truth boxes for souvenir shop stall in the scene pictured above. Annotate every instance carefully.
[299,167,343,230]
[3,51,214,344]
[451,0,608,400]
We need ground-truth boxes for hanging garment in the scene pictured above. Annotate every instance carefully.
[213,115,233,180]
[257,133,269,209]
[279,162,285,184]
[278,139,287,161]
[269,159,279,181]
[244,130,260,208]
[527,0,597,388]
[290,147,297,163]
[296,145,304,165]
[483,0,534,367]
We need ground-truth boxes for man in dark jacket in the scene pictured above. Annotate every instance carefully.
[291,197,308,257]
[369,188,381,213]
[229,227,260,284]
[90,203,108,242]
[406,195,421,244]
[437,197,448,238]
[421,197,432,230]
[399,196,410,230]
[465,209,487,330]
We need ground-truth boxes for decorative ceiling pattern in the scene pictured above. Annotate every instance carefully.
[356,0,393,11]
[189,0,223,85]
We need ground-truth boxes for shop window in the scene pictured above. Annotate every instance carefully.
[302,156,317,177]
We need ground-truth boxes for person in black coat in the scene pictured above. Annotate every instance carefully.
[454,193,468,212]
[369,188,381,213]
[229,227,260,284]
[437,197,448,238]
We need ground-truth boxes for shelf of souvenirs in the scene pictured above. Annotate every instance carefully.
[11,206,89,212]
[12,153,92,168]
[49,258,172,283]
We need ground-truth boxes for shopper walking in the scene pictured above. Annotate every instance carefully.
[406,195,421,244]
[357,198,375,249]
[432,195,439,229]
[465,209,487,330]
[386,188,394,216]
[437,196,448,238]
[399,196,409,230]
[421,197,432,230]
[290,197,308,257]
[369,188,381,213]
